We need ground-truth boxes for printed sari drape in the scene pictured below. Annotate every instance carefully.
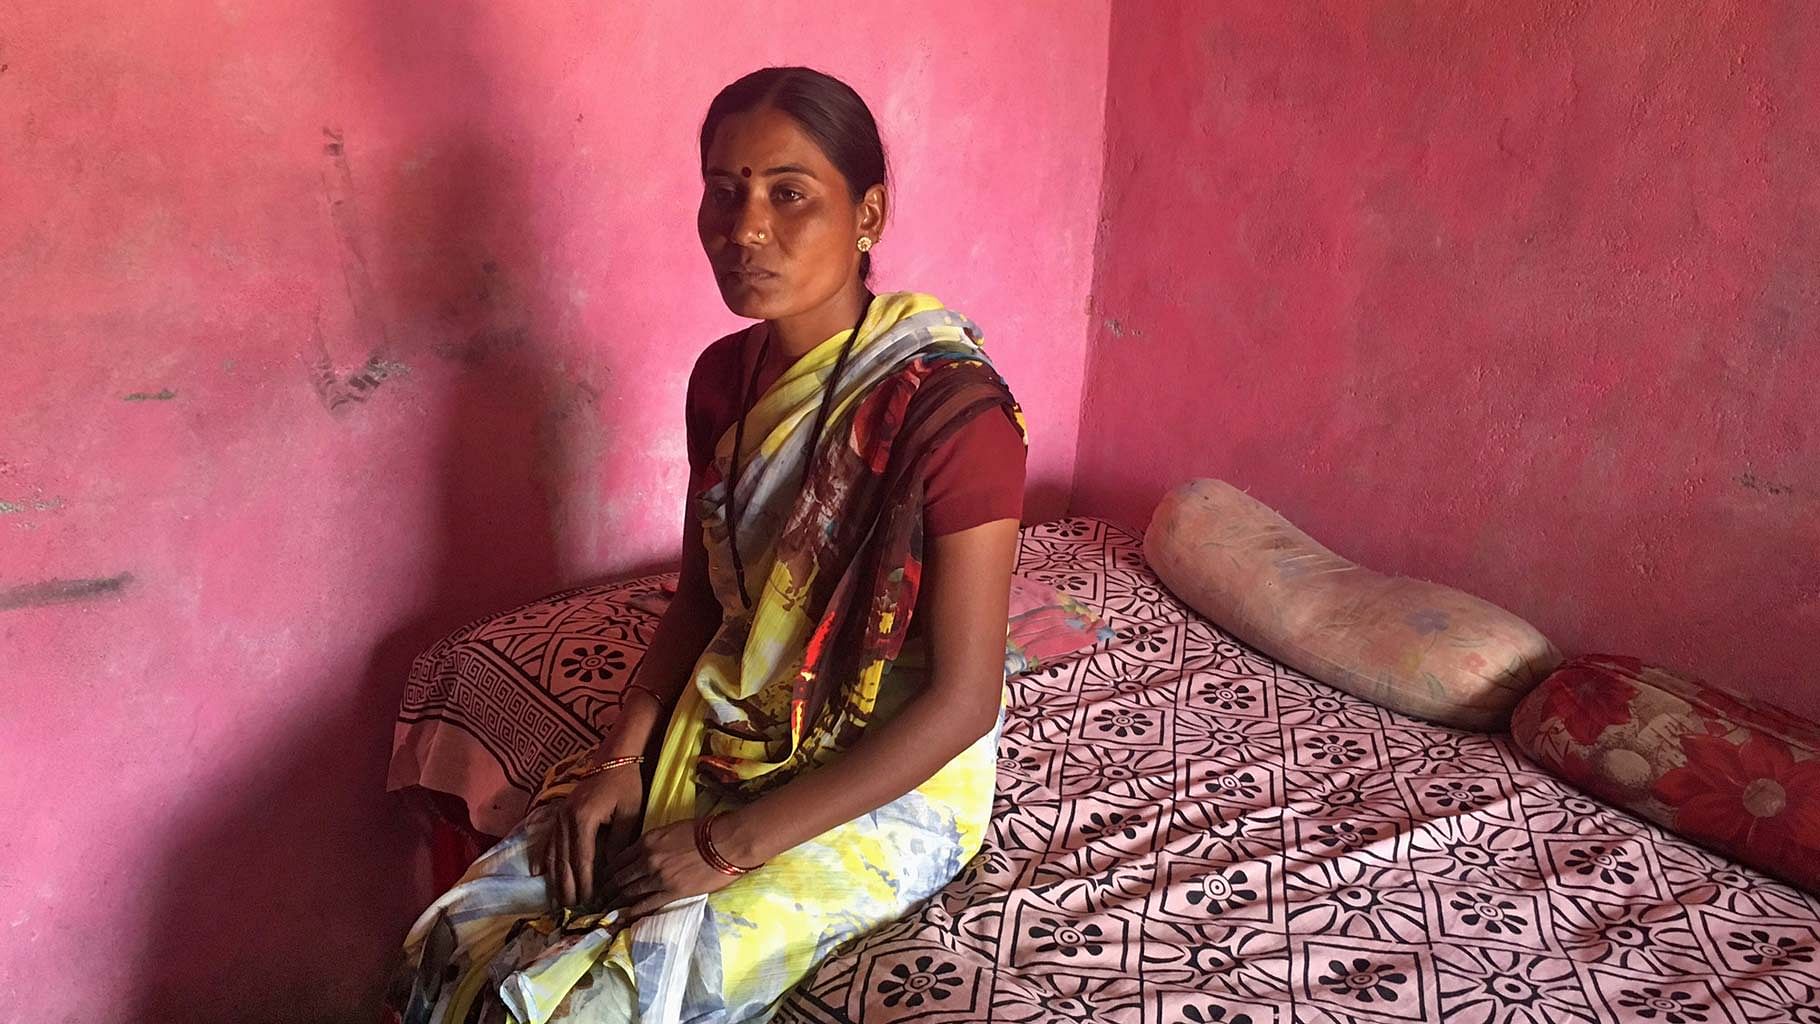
[393,293,1024,1024]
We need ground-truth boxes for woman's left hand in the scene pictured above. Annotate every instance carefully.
[608,819,741,918]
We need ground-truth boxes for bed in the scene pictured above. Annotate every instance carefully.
[392,518,1820,1023]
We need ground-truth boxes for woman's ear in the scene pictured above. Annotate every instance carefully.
[859,185,887,240]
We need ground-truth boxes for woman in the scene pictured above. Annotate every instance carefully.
[393,66,1027,1023]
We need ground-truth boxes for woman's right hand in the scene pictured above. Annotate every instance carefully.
[543,764,646,910]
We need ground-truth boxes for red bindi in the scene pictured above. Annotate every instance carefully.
[740,167,752,178]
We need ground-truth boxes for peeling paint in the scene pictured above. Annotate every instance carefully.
[0,496,66,515]
[314,125,398,411]
[0,574,133,611]
[308,350,410,411]
[123,388,177,401]
[305,308,408,413]
[1102,317,1143,338]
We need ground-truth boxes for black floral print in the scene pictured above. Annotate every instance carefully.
[1449,890,1529,936]
[1305,733,1368,766]
[1040,571,1092,594]
[1197,679,1257,711]
[1318,957,1408,1004]
[1313,821,1380,851]
[1614,986,1711,1023]
[1184,868,1258,914]
[1181,1006,1254,1024]
[1080,810,1146,842]
[1725,928,1816,968]
[1426,779,1494,810]
[558,644,625,683]
[1092,707,1151,738]
[998,747,1040,776]
[1029,915,1107,957]
[1202,769,1263,801]
[1128,626,1169,654]
[1566,843,1640,886]
[877,956,962,1009]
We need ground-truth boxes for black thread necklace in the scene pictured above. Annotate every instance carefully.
[725,292,875,611]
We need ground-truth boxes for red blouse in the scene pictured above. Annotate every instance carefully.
[684,329,1026,537]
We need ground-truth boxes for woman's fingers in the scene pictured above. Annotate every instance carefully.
[616,871,664,904]
[608,845,653,894]
[599,813,640,896]
[588,821,619,905]
[606,837,644,875]
[546,814,567,907]
[573,811,598,905]
[608,860,642,894]
[558,813,581,908]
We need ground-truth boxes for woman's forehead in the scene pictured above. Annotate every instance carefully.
[704,108,835,177]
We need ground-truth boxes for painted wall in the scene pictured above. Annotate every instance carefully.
[1075,2,1819,717]
[0,2,1109,1019]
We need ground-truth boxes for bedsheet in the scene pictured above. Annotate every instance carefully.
[777,519,1820,1024]
[390,518,1820,1023]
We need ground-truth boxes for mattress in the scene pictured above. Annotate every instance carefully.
[777,519,1820,1024]
[390,517,1820,1023]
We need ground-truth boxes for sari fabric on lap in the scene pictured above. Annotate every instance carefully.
[394,293,1024,1024]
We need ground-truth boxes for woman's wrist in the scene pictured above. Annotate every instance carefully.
[598,694,664,758]
[713,804,783,868]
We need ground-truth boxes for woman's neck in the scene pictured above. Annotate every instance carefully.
[766,280,871,358]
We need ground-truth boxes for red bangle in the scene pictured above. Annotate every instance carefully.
[694,813,763,876]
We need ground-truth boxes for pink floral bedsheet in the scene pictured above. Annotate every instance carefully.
[777,518,1820,1024]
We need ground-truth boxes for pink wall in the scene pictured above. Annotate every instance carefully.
[0,2,1108,1019]
[1074,3,1819,718]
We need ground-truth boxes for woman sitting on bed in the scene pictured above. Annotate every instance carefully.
[393,66,1028,1024]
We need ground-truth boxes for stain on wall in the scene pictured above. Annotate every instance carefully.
[0,573,133,611]
[1073,1,1820,717]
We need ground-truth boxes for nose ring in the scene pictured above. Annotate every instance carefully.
[755,230,767,241]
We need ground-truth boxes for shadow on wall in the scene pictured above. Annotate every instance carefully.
[126,5,624,1020]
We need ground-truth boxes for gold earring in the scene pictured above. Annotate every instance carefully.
[856,237,873,253]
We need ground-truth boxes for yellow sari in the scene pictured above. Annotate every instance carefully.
[394,293,1024,1024]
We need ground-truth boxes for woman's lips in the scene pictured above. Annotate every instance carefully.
[720,266,777,284]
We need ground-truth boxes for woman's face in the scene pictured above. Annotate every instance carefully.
[698,106,882,323]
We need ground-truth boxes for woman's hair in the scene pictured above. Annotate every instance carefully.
[700,66,887,281]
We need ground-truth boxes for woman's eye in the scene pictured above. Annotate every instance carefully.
[708,187,738,206]
[773,187,805,203]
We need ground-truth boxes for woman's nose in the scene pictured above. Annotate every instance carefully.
[732,198,770,245]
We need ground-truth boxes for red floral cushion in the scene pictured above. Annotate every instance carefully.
[1511,654,1820,893]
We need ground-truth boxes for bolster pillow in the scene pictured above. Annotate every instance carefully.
[1512,654,1820,894]
[1144,479,1561,731]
